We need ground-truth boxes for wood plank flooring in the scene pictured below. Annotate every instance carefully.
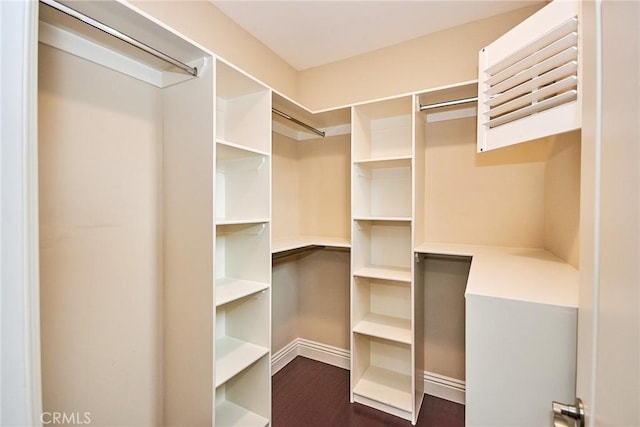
[272,357,465,427]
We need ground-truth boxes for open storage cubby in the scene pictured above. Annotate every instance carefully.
[353,159,412,220]
[215,291,270,387]
[352,334,413,420]
[216,142,270,224]
[352,96,413,162]
[352,277,411,344]
[352,220,412,282]
[215,292,270,426]
[216,61,271,153]
[216,222,270,306]
[215,356,270,427]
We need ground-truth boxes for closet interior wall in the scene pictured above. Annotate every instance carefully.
[416,87,581,399]
[271,124,351,356]
[420,113,581,263]
[39,44,165,427]
[38,36,214,427]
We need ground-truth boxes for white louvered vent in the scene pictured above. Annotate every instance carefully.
[478,0,581,152]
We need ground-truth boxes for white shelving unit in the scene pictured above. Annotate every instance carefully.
[350,96,424,424]
[216,141,270,224]
[214,60,271,426]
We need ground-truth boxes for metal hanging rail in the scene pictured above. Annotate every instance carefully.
[40,0,198,77]
[272,108,326,137]
[419,96,478,112]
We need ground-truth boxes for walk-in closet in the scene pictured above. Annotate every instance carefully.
[4,0,638,426]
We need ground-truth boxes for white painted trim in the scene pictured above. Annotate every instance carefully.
[296,338,350,369]
[1,1,43,424]
[271,338,350,375]
[271,339,299,375]
[271,338,465,405]
[423,371,465,405]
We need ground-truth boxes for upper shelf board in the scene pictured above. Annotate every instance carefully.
[39,0,209,87]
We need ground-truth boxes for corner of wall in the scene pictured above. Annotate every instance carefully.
[297,4,545,110]
[543,130,582,268]
[131,0,299,99]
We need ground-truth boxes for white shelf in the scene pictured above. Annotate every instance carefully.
[354,156,412,168]
[271,236,351,253]
[352,365,412,412]
[353,313,412,344]
[216,218,270,226]
[353,266,412,282]
[353,217,411,222]
[217,139,270,158]
[215,336,269,388]
[216,278,269,307]
[215,400,269,427]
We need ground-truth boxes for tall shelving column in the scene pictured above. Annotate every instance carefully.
[214,60,272,426]
[350,96,424,424]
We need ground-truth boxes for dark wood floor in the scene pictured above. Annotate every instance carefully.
[272,357,465,427]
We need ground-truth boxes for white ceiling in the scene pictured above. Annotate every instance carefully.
[211,0,543,71]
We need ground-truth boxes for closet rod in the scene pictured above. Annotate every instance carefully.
[272,108,326,137]
[419,96,478,111]
[40,0,198,77]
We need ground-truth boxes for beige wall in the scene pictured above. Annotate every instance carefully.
[423,115,548,248]
[272,130,351,352]
[272,132,301,241]
[133,2,542,113]
[297,250,351,350]
[423,255,470,380]
[39,45,163,426]
[298,5,543,111]
[132,0,298,98]
[272,260,299,353]
[299,134,351,239]
[544,130,581,268]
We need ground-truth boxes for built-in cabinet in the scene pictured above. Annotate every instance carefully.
[214,61,272,426]
[350,96,425,424]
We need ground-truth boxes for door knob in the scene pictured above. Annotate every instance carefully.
[552,398,584,427]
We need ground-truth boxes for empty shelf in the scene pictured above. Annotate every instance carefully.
[353,216,411,222]
[353,266,412,282]
[217,139,269,158]
[215,336,268,387]
[216,218,270,226]
[215,400,269,427]
[272,236,351,253]
[216,278,269,307]
[353,313,412,344]
[353,365,412,412]
[354,156,412,169]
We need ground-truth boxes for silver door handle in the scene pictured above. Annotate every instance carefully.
[552,398,584,427]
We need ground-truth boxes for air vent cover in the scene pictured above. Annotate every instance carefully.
[478,1,580,152]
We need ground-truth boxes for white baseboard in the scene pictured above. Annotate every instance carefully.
[423,371,466,405]
[271,338,465,405]
[271,338,350,375]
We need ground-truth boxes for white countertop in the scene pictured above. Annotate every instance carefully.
[415,242,579,308]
